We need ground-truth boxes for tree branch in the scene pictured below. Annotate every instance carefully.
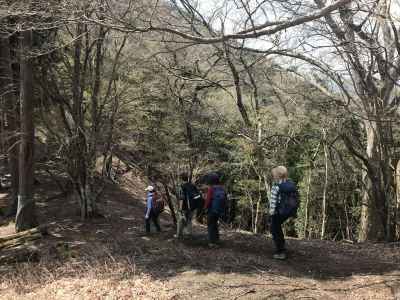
[85,0,352,44]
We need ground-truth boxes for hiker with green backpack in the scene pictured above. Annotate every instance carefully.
[174,172,203,239]
[269,166,299,260]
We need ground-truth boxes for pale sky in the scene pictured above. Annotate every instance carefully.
[178,0,400,98]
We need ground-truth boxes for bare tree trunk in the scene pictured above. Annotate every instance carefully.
[101,35,127,179]
[253,200,258,234]
[0,35,19,216]
[358,122,386,241]
[15,30,37,231]
[344,195,352,240]
[248,194,255,233]
[254,200,261,233]
[223,44,251,127]
[162,183,177,226]
[253,177,262,234]
[303,168,312,239]
[8,34,20,217]
[70,23,91,220]
[321,131,328,239]
[85,24,106,217]
[7,141,19,217]
[395,160,400,240]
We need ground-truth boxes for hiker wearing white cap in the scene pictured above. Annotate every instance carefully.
[145,185,162,233]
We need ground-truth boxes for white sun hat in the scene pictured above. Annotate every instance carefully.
[145,185,154,191]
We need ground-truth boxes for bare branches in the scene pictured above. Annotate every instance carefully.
[84,0,352,43]
[224,42,252,127]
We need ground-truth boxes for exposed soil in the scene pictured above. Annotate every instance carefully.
[0,174,399,299]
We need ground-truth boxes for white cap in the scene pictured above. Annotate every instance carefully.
[145,185,154,191]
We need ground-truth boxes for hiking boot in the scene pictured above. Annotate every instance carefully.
[273,252,288,260]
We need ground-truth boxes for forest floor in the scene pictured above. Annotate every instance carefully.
[0,174,400,300]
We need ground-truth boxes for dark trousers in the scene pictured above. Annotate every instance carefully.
[270,214,290,252]
[207,212,220,243]
[145,210,161,233]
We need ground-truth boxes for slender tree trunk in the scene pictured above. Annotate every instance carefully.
[344,195,352,240]
[7,140,19,216]
[101,93,117,180]
[321,131,328,239]
[84,25,106,217]
[162,183,177,226]
[303,168,312,239]
[330,149,352,240]
[253,177,262,234]
[15,30,37,231]
[254,199,259,234]
[0,36,19,216]
[8,34,20,217]
[101,36,127,178]
[249,194,255,233]
[70,23,91,220]
[395,160,400,240]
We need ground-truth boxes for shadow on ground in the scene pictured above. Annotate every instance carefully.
[29,180,400,280]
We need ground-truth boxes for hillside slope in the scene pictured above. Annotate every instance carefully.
[0,174,399,299]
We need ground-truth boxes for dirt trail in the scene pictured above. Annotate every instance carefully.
[0,176,399,299]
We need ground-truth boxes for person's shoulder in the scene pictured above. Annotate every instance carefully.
[279,180,297,191]
[286,179,297,187]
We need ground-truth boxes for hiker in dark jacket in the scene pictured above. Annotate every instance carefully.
[204,174,226,247]
[145,185,161,234]
[175,172,202,239]
[269,166,298,260]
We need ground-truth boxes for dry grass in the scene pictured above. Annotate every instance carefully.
[1,252,398,299]
[0,256,173,299]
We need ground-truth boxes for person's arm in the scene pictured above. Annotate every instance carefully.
[204,187,213,209]
[269,185,279,215]
[145,193,152,218]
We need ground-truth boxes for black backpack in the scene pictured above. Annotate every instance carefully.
[183,183,203,211]
[277,181,299,217]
